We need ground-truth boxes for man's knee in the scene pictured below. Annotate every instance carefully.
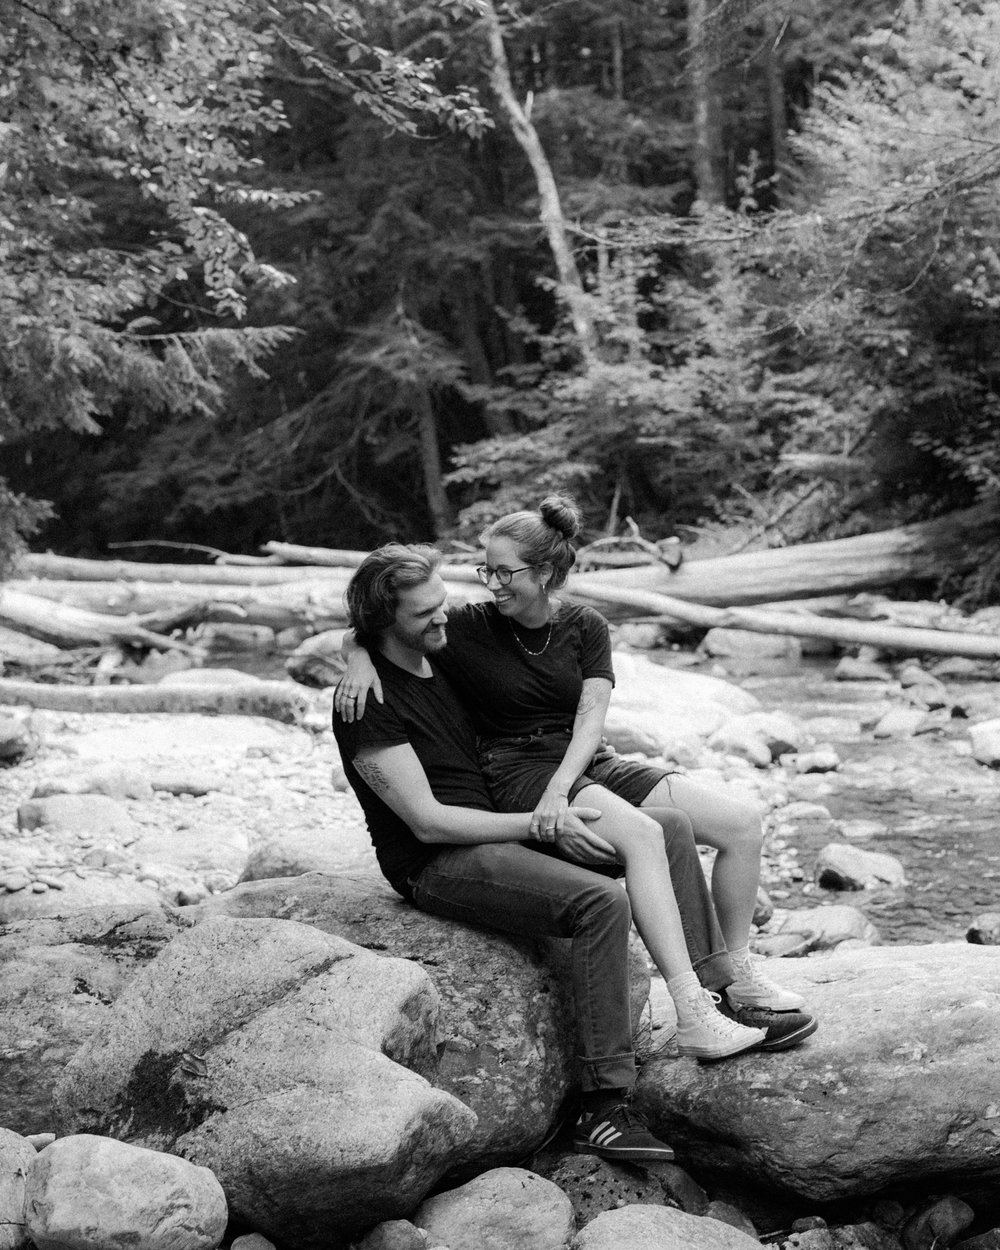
[575,875,632,936]
[658,807,695,842]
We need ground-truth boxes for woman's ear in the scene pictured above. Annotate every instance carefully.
[538,562,554,590]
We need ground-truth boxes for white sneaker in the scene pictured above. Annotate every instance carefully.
[675,989,765,1061]
[727,960,806,1012]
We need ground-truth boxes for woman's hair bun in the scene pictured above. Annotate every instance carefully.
[539,494,581,541]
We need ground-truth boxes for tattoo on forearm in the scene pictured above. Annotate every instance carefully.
[355,757,391,795]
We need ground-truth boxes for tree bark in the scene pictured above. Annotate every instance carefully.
[16,553,346,585]
[574,506,997,606]
[0,678,310,722]
[413,383,452,538]
[688,0,725,205]
[569,577,1000,659]
[0,589,203,653]
[480,0,598,364]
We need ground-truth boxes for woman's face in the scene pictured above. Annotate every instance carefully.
[483,535,550,622]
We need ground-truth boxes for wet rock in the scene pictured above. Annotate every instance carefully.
[794,748,842,774]
[771,903,880,949]
[707,724,772,768]
[616,623,670,650]
[967,913,1000,945]
[58,917,474,1250]
[970,720,1000,768]
[873,707,931,739]
[838,820,888,841]
[573,1204,762,1250]
[634,944,1000,1203]
[148,772,221,797]
[815,845,906,891]
[415,1168,574,1250]
[901,1197,975,1250]
[0,1127,34,1250]
[25,1134,227,1250]
[195,872,650,1172]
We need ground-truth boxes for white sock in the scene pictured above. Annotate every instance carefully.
[728,945,754,982]
[667,971,703,1024]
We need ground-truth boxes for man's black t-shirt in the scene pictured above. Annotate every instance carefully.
[332,651,494,898]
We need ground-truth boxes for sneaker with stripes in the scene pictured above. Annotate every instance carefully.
[573,1102,675,1162]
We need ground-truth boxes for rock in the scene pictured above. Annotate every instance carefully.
[954,1233,1000,1250]
[815,845,907,891]
[606,655,760,754]
[542,1152,707,1229]
[158,668,264,687]
[970,720,1000,768]
[25,1136,55,1153]
[902,1198,975,1250]
[615,623,670,650]
[704,1201,757,1238]
[57,916,476,1250]
[601,715,662,756]
[838,820,888,841]
[415,1167,574,1250]
[25,1134,227,1250]
[286,629,348,688]
[967,913,1000,945]
[873,708,931,739]
[0,1128,34,1250]
[573,1204,763,1250]
[753,932,812,959]
[634,944,1000,1202]
[0,714,40,765]
[0,876,163,925]
[771,904,880,949]
[194,872,649,1171]
[780,801,834,824]
[17,794,135,839]
[239,827,363,881]
[701,629,802,662]
[707,725,772,769]
[834,657,893,683]
[354,1221,428,1250]
[794,748,841,774]
[0,907,191,1134]
[32,766,153,802]
[149,772,221,797]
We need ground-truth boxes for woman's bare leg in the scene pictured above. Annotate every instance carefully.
[572,784,764,1057]
[640,774,762,951]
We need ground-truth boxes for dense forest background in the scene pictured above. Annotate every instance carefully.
[2,0,999,600]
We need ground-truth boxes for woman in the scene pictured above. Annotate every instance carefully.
[338,496,804,1054]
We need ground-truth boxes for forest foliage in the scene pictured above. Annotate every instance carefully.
[1,0,999,598]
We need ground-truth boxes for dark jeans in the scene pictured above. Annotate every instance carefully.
[409,810,733,1092]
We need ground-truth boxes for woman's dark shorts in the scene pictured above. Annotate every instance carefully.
[480,729,672,812]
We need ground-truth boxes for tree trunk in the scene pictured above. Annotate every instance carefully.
[0,588,202,652]
[480,0,598,364]
[764,14,789,202]
[16,553,346,585]
[688,0,725,205]
[571,506,997,606]
[413,384,451,537]
[0,678,310,722]
[569,578,1000,659]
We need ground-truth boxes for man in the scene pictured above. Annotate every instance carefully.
[332,543,814,1164]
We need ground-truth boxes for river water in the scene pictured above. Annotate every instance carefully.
[724,661,1000,945]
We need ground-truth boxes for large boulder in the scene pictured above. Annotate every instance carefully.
[56,916,475,1250]
[573,1204,763,1250]
[0,1128,35,1250]
[0,906,192,1135]
[193,871,649,1171]
[605,654,760,755]
[634,944,1000,1202]
[25,1134,227,1250]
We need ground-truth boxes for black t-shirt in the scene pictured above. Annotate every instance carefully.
[434,601,616,741]
[332,651,494,898]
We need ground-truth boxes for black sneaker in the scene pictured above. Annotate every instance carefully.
[720,997,818,1051]
[573,1102,675,1162]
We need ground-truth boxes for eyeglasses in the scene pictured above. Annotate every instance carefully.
[476,564,533,587]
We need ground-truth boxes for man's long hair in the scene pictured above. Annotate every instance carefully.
[345,543,442,647]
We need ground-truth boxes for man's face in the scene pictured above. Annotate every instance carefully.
[387,574,449,655]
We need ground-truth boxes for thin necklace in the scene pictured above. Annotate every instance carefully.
[507,615,552,656]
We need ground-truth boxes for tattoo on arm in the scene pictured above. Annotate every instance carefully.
[576,690,599,716]
[354,756,391,795]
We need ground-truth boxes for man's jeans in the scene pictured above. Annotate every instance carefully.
[409,810,733,1092]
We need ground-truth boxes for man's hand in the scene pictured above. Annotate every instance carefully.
[556,807,618,866]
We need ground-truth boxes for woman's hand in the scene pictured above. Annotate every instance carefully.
[529,786,570,843]
[334,651,382,723]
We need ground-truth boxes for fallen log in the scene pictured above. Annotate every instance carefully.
[570,578,1000,660]
[0,678,309,723]
[0,589,203,654]
[579,505,997,606]
[16,553,348,587]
